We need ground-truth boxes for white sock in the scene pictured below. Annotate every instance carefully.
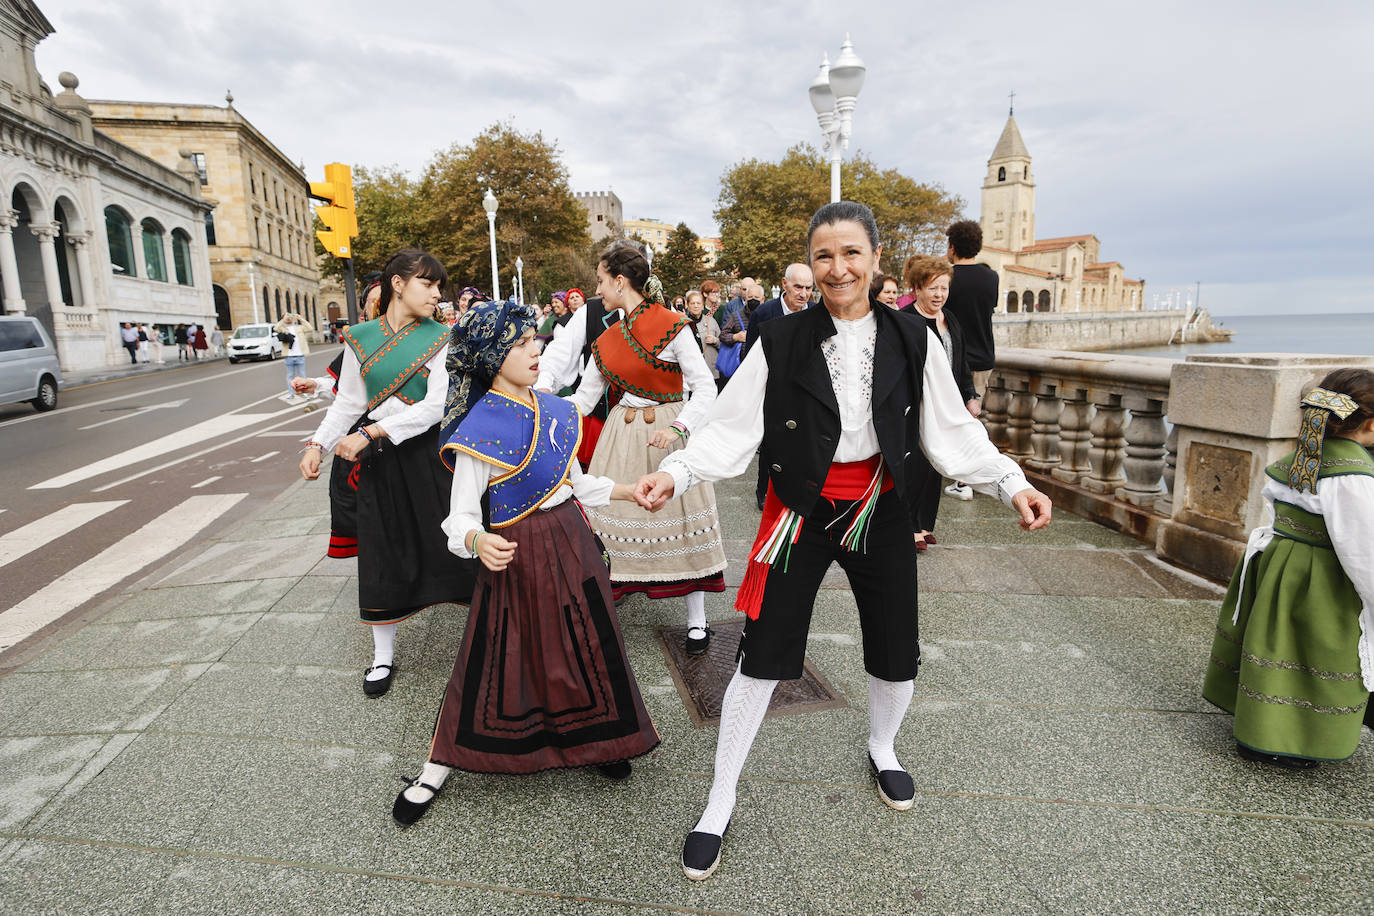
[367,623,398,681]
[867,675,914,772]
[686,591,707,631]
[693,665,778,836]
[402,760,452,803]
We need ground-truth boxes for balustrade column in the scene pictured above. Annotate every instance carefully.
[1159,422,1179,515]
[68,232,95,310]
[32,222,65,310]
[1005,378,1035,463]
[1117,395,1168,508]
[1051,386,1092,484]
[1025,380,1063,471]
[1081,389,1126,493]
[0,209,26,313]
[982,371,1011,449]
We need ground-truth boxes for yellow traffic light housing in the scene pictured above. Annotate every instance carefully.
[309,162,357,258]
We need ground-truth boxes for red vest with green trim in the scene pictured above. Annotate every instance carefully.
[342,317,448,412]
[590,302,690,402]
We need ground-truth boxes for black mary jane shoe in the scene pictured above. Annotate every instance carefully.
[392,777,442,827]
[598,760,632,780]
[363,663,396,698]
[681,821,729,881]
[868,753,916,811]
[1236,742,1319,770]
[685,625,712,656]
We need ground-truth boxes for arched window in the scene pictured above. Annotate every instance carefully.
[1006,291,1019,313]
[274,288,282,320]
[1022,290,1035,311]
[1038,289,1051,311]
[171,229,194,285]
[204,210,217,246]
[141,218,167,281]
[997,166,1006,182]
[262,286,269,321]
[213,284,231,329]
[1023,166,1028,179]
[104,206,136,276]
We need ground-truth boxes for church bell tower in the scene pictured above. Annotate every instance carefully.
[980,102,1035,252]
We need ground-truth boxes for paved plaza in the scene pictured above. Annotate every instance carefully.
[1,462,1372,914]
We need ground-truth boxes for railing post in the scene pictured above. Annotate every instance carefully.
[1117,394,1168,508]
[1026,379,1062,471]
[1081,389,1126,494]
[1051,385,1092,484]
[1159,422,1179,515]
[983,371,1011,449]
[1005,377,1034,462]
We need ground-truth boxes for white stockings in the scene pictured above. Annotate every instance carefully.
[367,622,398,681]
[867,675,914,772]
[685,590,707,632]
[693,665,778,836]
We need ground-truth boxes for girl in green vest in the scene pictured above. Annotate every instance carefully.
[1203,368,1374,767]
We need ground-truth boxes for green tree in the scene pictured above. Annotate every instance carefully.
[315,165,419,281]
[419,123,590,299]
[715,144,963,287]
[653,222,707,299]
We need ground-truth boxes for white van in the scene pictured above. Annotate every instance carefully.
[228,323,283,363]
[0,315,62,412]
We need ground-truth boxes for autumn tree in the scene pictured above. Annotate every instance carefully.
[715,144,963,286]
[315,165,420,280]
[653,223,706,298]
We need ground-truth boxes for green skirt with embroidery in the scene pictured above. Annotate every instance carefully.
[1203,535,1370,761]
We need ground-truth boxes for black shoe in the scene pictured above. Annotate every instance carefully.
[682,820,729,881]
[868,753,915,810]
[363,663,395,697]
[685,625,711,656]
[598,760,632,780]
[755,496,766,510]
[392,777,442,827]
[1236,742,1319,770]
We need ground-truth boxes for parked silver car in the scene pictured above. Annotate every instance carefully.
[0,315,62,412]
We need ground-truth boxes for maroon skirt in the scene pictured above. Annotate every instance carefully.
[429,500,660,774]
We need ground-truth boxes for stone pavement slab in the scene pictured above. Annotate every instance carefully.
[1,457,1371,914]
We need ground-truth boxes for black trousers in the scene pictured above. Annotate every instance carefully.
[739,488,919,682]
[912,454,943,533]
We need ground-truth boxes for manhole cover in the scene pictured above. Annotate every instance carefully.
[656,618,848,728]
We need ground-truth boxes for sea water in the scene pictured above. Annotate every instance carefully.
[1109,312,1374,359]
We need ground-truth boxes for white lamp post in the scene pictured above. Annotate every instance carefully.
[515,256,524,306]
[809,34,866,203]
[482,188,500,302]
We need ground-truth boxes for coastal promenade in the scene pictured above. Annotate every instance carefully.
[1,459,1371,914]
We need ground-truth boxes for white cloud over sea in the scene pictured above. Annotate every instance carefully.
[34,0,1373,316]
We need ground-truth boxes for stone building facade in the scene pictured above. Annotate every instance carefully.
[977,113,1145,314]
[0,1,216,370]
[575,190,621,243]
[88,97,321,335]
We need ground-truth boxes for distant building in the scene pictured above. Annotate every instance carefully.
[575,190,622,243]
[697,237,722,270]
[89,96,322,333]
[622,217,672,254]
[0,0,216,370]
[977,113,1145,313]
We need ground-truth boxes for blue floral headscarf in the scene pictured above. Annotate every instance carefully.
[441,299,539,449]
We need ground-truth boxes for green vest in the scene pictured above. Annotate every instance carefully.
[343,317,449,412]
[1265,439,1374,548]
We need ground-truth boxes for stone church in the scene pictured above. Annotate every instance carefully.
[0,0,217,370]
[977,112,1145,314]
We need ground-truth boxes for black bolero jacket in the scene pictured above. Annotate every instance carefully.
[901,304,977,403]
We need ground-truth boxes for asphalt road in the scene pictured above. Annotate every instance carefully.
[0,347,345,659]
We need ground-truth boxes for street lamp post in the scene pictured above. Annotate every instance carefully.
[515,256,524,306]
[482,188,500,303]
[809,35,866,203]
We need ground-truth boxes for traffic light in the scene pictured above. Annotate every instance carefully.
[309,163,357,259]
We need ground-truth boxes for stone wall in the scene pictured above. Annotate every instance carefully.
[993,310,1188,352]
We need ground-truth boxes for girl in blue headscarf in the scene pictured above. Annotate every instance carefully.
[391,299,661,827]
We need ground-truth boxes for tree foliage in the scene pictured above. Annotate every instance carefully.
[654,223,706,298]
[315,165,419,281]
[714,144,964,286]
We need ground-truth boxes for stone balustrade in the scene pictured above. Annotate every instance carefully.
[986,348,1374,582]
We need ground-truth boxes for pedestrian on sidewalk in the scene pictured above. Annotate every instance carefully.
[192,325,209,360]
[1203,368,1374,768]
[634,201,1052,881]
[209,326,225,357]
[118,323,139,364]
[136,324,150,363]
[300,249,476,698]
[186,322,200,360]
[274,313,313,401]
[391,298,660,827]
[149,325,165,364]
[942,220,999,502]
[174,324,190,361]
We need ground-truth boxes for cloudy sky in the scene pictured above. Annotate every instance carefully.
[35,0,1372,315]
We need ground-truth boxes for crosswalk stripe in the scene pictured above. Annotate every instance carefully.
[0,493,247,650]
[190,476,221,489]
[249,451,279,463]
[0,501,129,569]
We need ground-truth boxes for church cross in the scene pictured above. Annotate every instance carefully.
[1008,90,1016,116]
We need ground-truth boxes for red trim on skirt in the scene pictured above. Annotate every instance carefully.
[327,532,358,558]
[612,571,726,601]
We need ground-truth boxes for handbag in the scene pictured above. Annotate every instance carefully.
[716,341,742,378]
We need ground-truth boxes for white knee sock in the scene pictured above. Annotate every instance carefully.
[685,591,707,631]
[367,623,398,681]
[867,675,914,772]
[402,760,452,803]
[693,666,778,836]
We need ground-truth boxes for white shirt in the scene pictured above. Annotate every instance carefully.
[538,307,603,393]
[442,455,615,558]
[309,344,448,451]
[660,313,1030,506]
[1240,472,1374,690]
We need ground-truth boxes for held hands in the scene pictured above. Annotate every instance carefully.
[1011,488,1053,531]
[648,427,678,449]
[633,471,676,511]
[299,449,321,480]
[472,531,517,572]
[292,378,318,394]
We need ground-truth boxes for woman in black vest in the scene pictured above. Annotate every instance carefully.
[634,202,1053,881]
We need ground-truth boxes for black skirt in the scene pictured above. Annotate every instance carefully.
[354,425,476,623]
[326,412,368,558]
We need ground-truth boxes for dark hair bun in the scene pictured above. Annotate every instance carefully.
[598,239,650,294]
